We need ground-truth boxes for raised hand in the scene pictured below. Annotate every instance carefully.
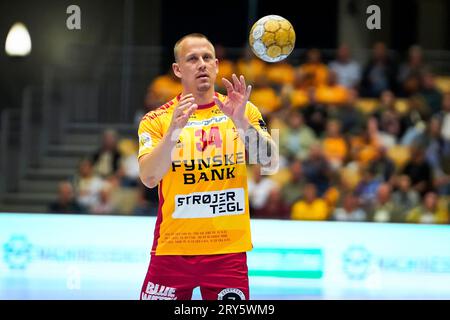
[213,74,252,127]
[169,94,198,132]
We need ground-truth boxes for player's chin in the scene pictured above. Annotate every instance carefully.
[197,83,212,92]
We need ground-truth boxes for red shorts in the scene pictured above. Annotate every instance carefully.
[140,252,249,300]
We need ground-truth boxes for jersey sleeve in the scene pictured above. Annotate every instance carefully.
[245,101,272,140]
[137,114,164,160]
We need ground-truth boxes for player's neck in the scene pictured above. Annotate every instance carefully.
[182,89,215,106]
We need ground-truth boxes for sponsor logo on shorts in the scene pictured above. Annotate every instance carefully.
[141,281,177,300]
[217,288,246,300]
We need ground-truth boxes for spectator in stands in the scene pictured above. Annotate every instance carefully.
[417,116,450,196]
[419,72,443,115]
[371,183,397,222]
[145,68,182,107]
[397,45,428,97]
[281,158,307,208]
[433,93,450,195]
[91,129,122,179]
[301,88,329,136]
[117,139,140,188]
[298,48,328,88]
[136,95,159,126]
[248,165,277,214]
[361,42,397,97]
[282,69,309,109]
[329,44,361,89]
[407,191,449,224]
[413,115,444,150]
[322,119,348,169]
[407,94,433,124]
[323,173,343,213]
[354,166,382,212]
[132,182,158,216]
[249,75,282,115]
[253,186,290,219]
[90,184,117,215]
[392,175,420,219]
[279,111,317,160]
[323,170,359,212]
[291,183,329,221]
[302,144,331,196]
[332,193,367,222]
[368,146,396,183]
[372,90,409,139]
[236,46,267,84]
[266,111,291,168]
[215,44,235,93]
[49,181,85,214]
[373,90,397,120]
[334,89,365,135]
[315,70,350,106]
[350,117,380,167]
[136,70,183,124]
[377,114,399,149]
[73,158,106,211]
[402,147,433,196]
[440,92,450,141]
[266,60,295,89]
[399,109,427,147]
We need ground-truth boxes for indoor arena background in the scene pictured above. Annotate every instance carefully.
[1,0,450,299]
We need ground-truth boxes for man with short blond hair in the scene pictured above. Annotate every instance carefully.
[137,33,277,300]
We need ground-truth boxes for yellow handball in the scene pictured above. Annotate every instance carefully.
[249,15,296,63]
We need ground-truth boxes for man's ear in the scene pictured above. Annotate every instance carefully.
[214,58,219,75]
[172,63,182,79]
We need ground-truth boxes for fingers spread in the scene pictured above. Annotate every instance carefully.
[245,85,252,101]
[179,97,195,107]
[174,101,193,117]
[222,78,234,94]
[187,103,198,115]
[179,93,193,102]
[177,103,197,124]
[240,75,246,94]
[232,74,240,92]
[213,96,225,110]
[214,96,233,115]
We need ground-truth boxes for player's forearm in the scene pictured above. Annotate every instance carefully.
[234,119,279,173]
[139,130,178,189]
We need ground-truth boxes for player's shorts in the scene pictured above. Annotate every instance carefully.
[140,252,249,300]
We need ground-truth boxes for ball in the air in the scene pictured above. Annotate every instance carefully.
[249,15,296,63]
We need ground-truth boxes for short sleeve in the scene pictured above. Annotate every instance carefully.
[137,114,164,160]
[245,101,272,140]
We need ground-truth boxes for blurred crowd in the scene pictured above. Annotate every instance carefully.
[48,129,158,216]
[50,41,450,224]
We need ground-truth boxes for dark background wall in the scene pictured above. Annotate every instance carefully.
[0,0,125,109]
[0,0,449,112]
[257,0,338,49]
[391,0,418,52]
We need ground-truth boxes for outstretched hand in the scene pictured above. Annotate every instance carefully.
[213,74,252,128]
[169,93,197,133]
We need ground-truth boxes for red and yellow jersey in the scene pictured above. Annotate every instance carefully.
[138,93,270,256]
